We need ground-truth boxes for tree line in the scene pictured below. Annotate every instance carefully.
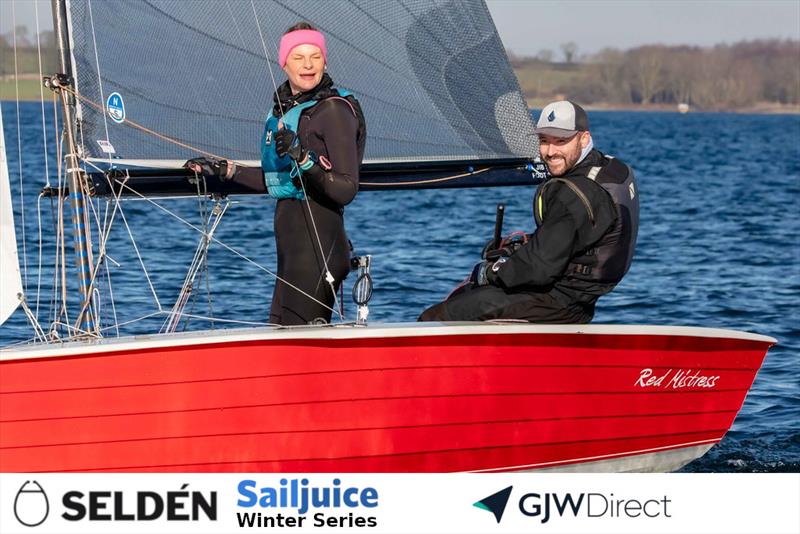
[3,27,798,111]
[512,39,799,111]
[0,28,58,77]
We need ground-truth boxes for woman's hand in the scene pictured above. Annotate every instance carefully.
[274,123,308,164]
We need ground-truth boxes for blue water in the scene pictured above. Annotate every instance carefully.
[2,102,799,472]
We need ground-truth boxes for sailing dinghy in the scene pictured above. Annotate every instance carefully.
[0,0,775,473]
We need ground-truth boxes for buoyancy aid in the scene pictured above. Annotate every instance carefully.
[260,89,353,199]
[534,155,639,285]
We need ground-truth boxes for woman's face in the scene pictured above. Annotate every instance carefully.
[283,44,325,94]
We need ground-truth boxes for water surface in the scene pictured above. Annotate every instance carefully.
[2,102,798,471]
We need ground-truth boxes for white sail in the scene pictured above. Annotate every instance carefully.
[0,104,23,325]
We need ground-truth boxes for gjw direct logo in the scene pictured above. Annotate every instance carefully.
[474,485,673,524]
[11,480,216,527]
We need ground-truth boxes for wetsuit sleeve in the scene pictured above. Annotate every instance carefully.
[228,165,267,194]
[301,99,360,206]
[494,187,579,289]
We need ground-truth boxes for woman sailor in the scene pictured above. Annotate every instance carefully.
[186,22,366,325]
[264,22,366,325]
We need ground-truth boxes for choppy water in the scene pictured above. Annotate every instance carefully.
[2,102,799,472]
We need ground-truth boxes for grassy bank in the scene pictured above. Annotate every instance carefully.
[4,72,798,115]
[0,77,48,101]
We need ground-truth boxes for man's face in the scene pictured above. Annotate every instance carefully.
[538,131,590,176]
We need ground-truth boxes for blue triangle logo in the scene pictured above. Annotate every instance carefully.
[473,486,513,523]
[547,110,556,122]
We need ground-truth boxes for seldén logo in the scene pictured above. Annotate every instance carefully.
[14,481,50,527]
[473,486,513,523]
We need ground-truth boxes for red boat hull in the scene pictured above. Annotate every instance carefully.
[0,324,773,472]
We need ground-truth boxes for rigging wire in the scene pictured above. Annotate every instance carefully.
[225,1,261,104]
[32,1,52,322]
[37,115,60,326]
[115,174,335,314]
[102,200,121,337]
[86,0,115,170]
[250,0,284,118]
[11,2,29,293]
[56,129,70,332]
[71,174,127,336]
[79,159,164,316]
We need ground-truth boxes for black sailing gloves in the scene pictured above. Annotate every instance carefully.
[469,232,530,287]
[274,127,310,167]
[470,257,508,287]
[184,157,237,181]
[481,232,530,261]
[274,125,330,194]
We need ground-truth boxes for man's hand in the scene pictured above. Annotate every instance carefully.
[184,157,236,181]
[469,257,507,287]
[274,122,308,164]
[481,232,529,260]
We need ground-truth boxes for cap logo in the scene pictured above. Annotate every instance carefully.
[547,110,556,122]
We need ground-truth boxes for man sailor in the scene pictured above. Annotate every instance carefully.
[419,100,639,324]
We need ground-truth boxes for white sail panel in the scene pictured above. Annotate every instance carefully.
[0,105,23,325]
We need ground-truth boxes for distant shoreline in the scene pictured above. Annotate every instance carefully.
[2,80,798,116]
[3,97,798,116]
[525,99,800,115]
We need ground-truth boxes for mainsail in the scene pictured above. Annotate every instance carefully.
[0,104,23,326]
[60,0,539,193]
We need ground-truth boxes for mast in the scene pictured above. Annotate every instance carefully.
[50,0,97,335]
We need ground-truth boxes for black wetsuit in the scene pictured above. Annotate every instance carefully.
[419,149,637,324]
[268,75,366,325]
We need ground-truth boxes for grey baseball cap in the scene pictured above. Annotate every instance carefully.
[535,100,589,138]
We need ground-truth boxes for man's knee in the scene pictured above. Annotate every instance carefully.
[418,301,449,322]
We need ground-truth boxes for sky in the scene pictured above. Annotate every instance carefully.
[487,0,800,57]
[1,0,799,56]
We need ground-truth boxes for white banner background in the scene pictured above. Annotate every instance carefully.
[1,473,798,534]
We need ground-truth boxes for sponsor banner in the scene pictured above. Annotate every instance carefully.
[1,473,798,534]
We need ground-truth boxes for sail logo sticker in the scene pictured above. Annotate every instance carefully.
[97,140,116,154]
[106,92,126,123]
[14,480,50,527]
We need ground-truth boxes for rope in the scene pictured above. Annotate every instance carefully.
[295,169,343,320]
[59,86,229,163]
[19,294,46,343]
[360,166,491,187]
